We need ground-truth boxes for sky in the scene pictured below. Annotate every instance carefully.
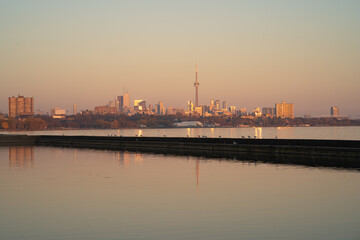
[0,0,359,117]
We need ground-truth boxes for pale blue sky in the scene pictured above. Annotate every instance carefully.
[1,0,359,116]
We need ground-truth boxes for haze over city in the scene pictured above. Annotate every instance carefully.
[1,0,359,117]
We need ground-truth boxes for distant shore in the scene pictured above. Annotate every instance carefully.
[2,125,360,133]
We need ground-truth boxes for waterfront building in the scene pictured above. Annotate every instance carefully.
[275,101,294,118]
[174,121,203,127]
[73,104,77,115]
[331,107,339,117]
[51,108,66,119]
[8,95,34,117]
[229,106,236,113]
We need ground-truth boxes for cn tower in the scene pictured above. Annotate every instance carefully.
[194,64,199,107]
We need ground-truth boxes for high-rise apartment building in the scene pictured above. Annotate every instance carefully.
[8,95,34,117]
[331,107,339,117]
[275,101,294,118]
[73,104,77,115]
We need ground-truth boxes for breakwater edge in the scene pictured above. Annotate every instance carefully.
[1,134,359,169]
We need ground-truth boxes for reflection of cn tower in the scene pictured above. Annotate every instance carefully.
[194,64,200,107]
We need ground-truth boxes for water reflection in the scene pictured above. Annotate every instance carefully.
[114,151,144,167]
[1,147,360,240]
[8,146,34,168]
[196,160,200,191]
[134,153,143,164]
[254,127,262,139]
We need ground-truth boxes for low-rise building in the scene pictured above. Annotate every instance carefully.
[51,108,66,119]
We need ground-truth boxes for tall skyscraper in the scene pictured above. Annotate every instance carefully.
[123,93,130,109]
[8,95,34,117]
[331,107,339,117]
[275,101,294,118]
[215,100,220,110]
[118,93,130,112]
[156,101,165,115]
[194,64,200,107]
[187,100,194,112]
[222,101,227,110]
[73,104,77,115]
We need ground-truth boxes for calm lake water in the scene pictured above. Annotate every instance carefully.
[2,126,360,140]
[1,146,359,240]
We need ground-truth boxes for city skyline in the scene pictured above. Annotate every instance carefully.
[1,1,359,117]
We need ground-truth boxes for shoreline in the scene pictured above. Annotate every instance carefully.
[1,125,360,133]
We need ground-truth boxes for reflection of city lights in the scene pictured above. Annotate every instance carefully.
[138,129,143,136]
[118,152,130,168]
[210,128,215,138]
[187,128,191,137]
[134,153,143,163]
[74,149,77,162]
[255,127,262,139]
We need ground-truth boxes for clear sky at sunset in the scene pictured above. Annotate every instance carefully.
[0,0,359,117]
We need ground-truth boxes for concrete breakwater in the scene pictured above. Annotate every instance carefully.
[1,134,360,169]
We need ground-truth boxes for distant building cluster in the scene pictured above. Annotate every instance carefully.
[9,66,350,121]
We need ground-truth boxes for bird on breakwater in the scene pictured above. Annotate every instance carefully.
[254,136,257,139]
[219,136,221,138]
[198,135,201,137]
[248,136,251,138]
[242,136,245,138]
